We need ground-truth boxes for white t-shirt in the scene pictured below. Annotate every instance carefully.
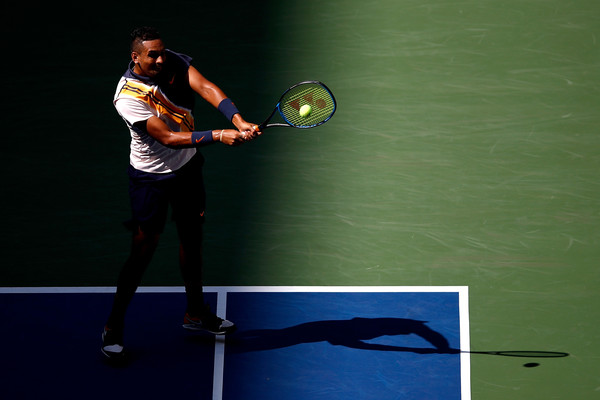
[113,54,196,173]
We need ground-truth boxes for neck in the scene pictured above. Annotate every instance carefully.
[132,63,144,76]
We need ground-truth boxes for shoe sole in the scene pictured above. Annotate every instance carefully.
[101,347,126,359]
[102,330,125,359]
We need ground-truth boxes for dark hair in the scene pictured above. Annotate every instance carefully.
[130,26,161,52]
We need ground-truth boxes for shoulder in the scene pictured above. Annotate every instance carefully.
[162,50,193,80]
[113,77,155,121]
[115,77,152,101]
[166,50,193,69]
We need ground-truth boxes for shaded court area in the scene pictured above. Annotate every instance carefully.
[1,287,468,399]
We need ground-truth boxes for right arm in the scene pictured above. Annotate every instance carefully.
[134,116,246,147]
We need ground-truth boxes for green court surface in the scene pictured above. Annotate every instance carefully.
[2,1,599,398]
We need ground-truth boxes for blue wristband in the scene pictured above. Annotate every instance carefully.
[218,98,240,121]
[191,130,214,146]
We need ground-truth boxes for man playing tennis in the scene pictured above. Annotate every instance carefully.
[102,26,260,359]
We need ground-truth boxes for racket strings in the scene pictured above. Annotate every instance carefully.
[279,83,335,128]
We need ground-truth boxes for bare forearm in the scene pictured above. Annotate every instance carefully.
[136,117,249,148]
[196,83,228,109]
[187,66,262,137]
[188,66,227,108]
[155,128,248,148]
[161,129,217,148]
[188,67,253,130]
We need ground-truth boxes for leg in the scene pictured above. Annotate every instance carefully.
[106,227,160,330]
[171,154,207,316]
[102,167,170,358]
[106,166,169,330]
[102,227,160,359]
[176,216,235,334]
[172,154,235,334]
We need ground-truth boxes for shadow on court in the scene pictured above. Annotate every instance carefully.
[223,317,457,354]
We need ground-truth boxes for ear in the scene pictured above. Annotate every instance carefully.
[131,52,139,64]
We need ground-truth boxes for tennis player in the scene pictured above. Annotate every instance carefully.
[102,26,260,359]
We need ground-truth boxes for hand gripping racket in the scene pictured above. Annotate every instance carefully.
[258,81,337,130]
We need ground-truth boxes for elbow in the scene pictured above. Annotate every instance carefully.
[160,132,183,148]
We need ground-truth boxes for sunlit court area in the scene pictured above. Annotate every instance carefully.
[2,1,599,399]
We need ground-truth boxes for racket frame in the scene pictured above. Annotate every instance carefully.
[258,80,336,130]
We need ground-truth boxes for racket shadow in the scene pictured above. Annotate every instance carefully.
[467,350,569,358]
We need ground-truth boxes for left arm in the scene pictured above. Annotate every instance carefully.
[188,66,260,136]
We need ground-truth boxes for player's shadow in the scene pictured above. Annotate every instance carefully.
[225,317,459,354]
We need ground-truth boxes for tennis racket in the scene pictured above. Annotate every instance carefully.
[257,81,336,130]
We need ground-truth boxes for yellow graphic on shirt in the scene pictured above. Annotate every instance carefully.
[119,79,194,131]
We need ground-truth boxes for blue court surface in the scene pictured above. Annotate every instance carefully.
[0,286,470,399]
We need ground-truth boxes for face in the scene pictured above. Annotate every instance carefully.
[132,39,166,78]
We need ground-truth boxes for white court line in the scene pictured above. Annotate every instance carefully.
[1,286,470,400]
[0,285,466,294]
[212,289,227,400]
[459,286,472,399]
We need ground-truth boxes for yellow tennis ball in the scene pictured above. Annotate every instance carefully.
[299,104,312,118]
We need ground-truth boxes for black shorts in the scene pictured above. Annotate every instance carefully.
[126,154,206,234]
